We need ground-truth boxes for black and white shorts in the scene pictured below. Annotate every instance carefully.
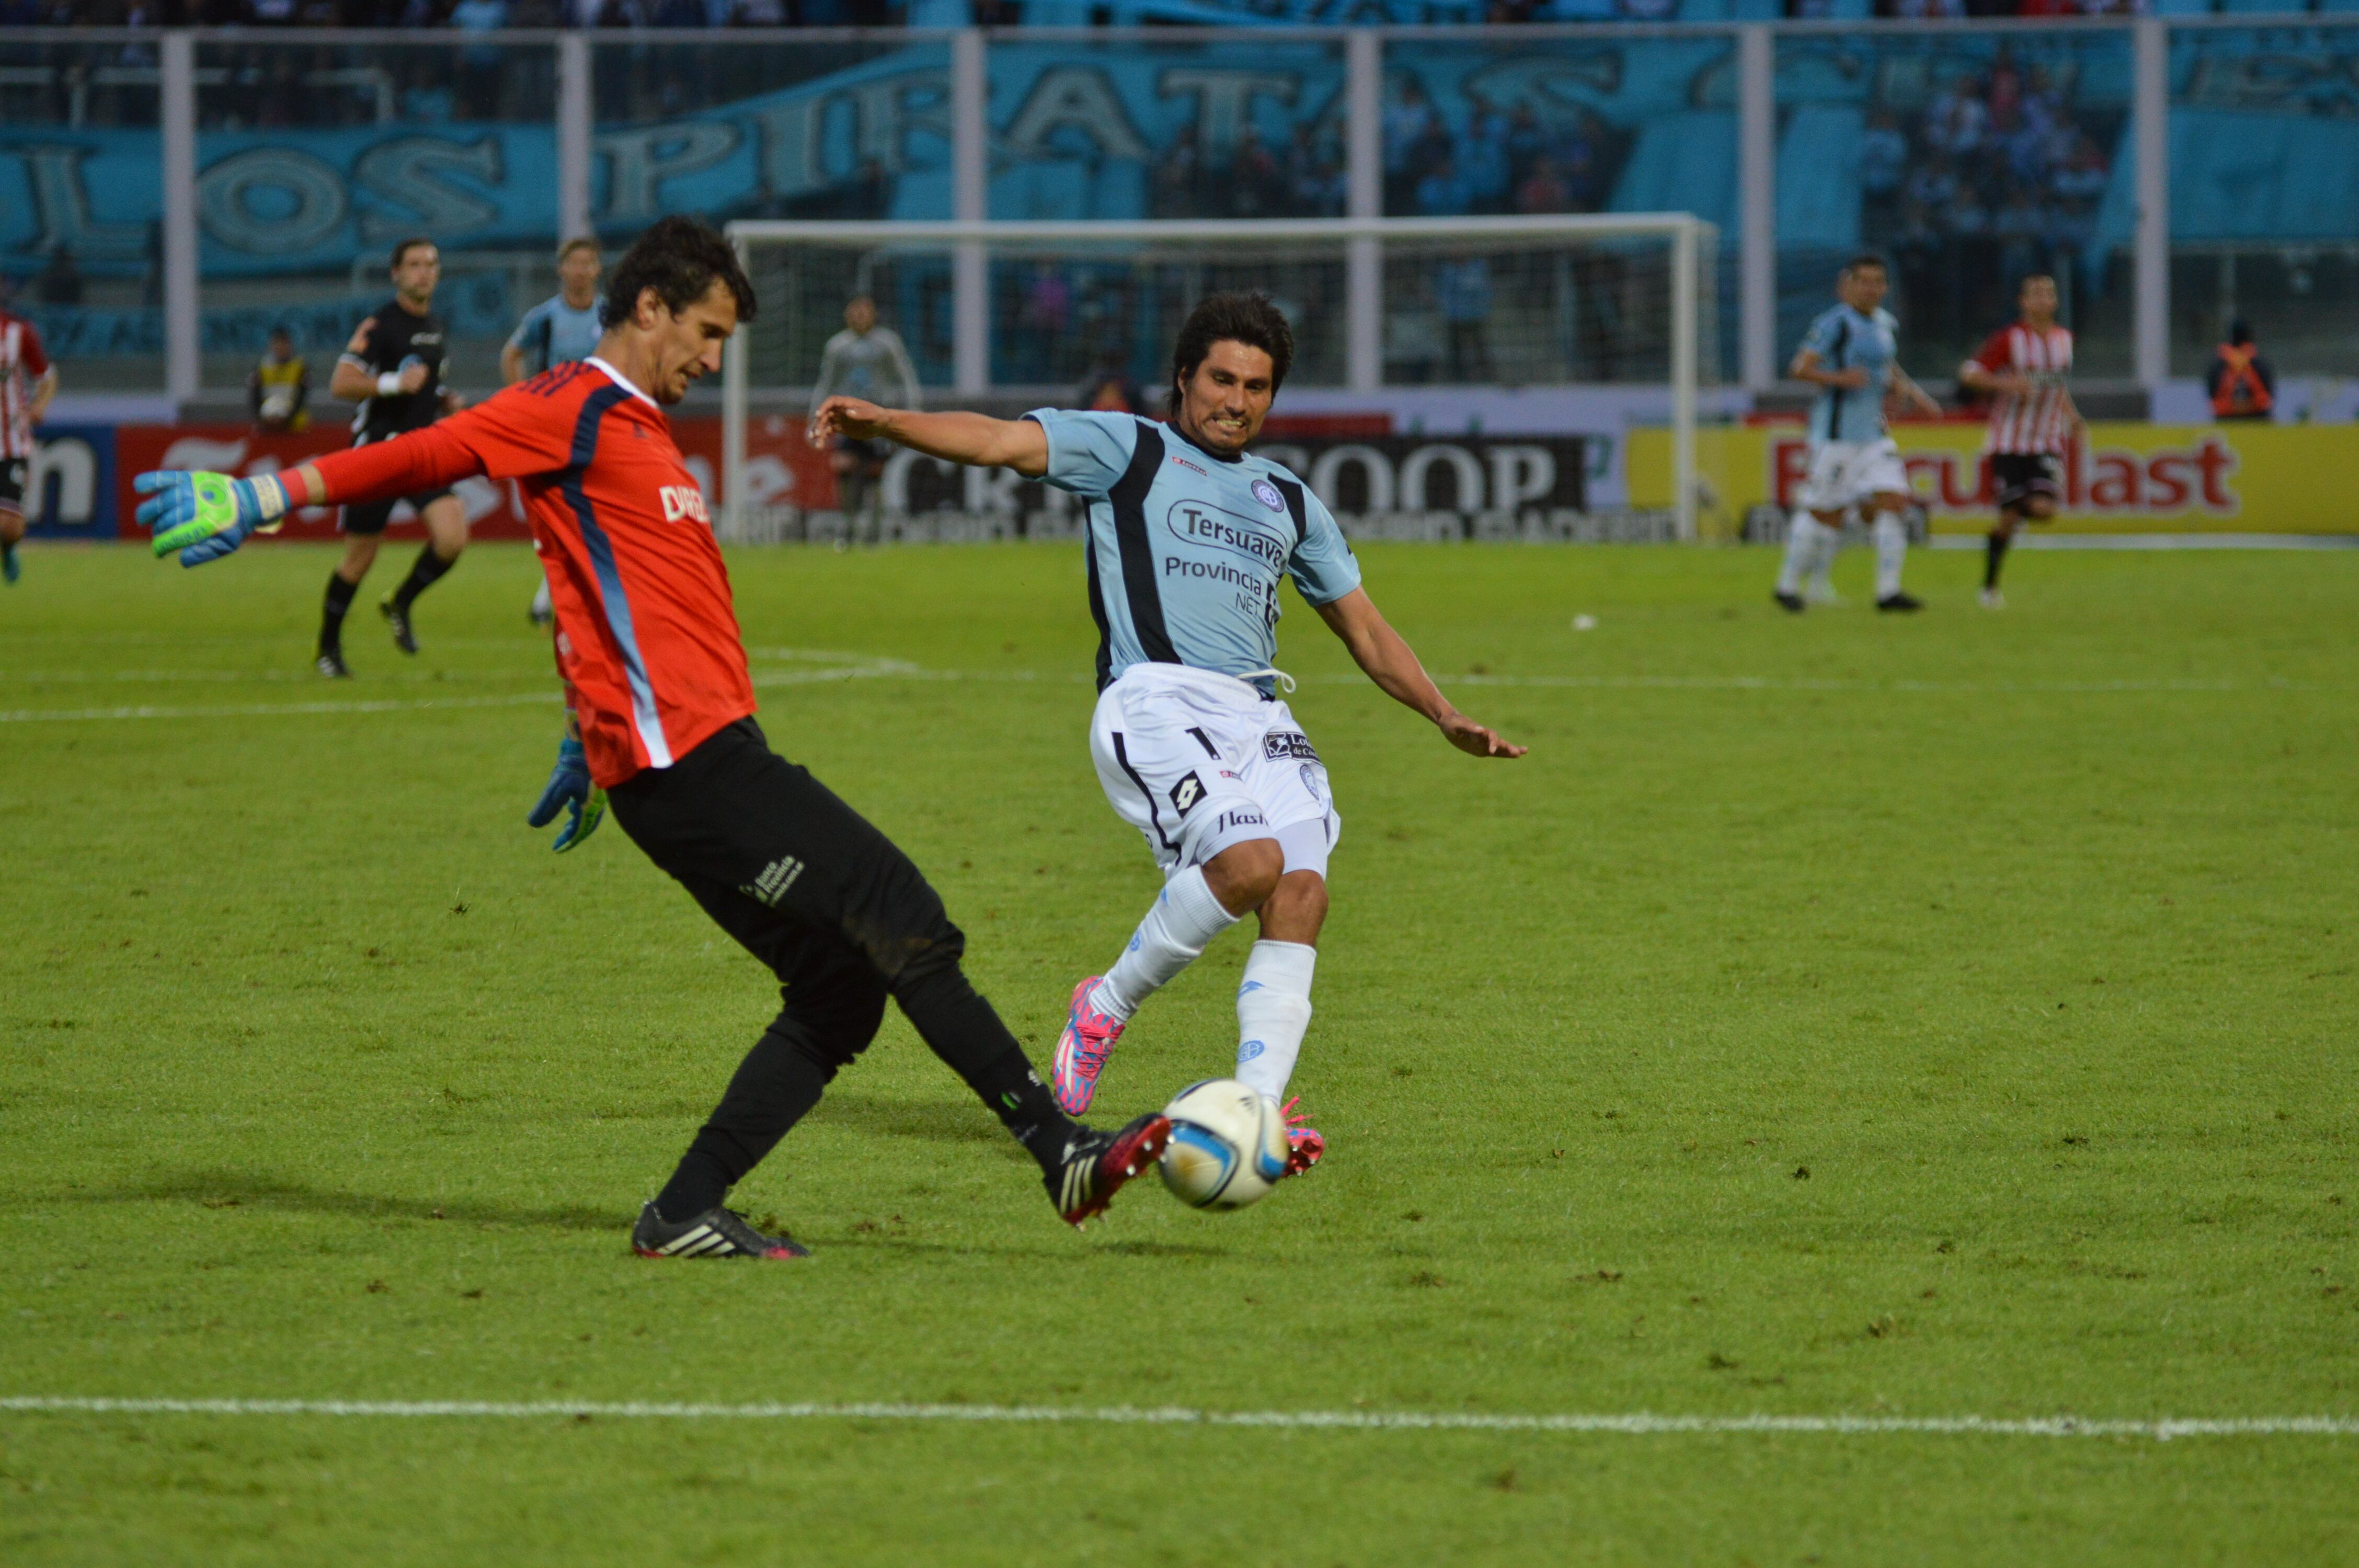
[0,457,26,514]
[1990,452,2061,516]
[1090,663,1339,881]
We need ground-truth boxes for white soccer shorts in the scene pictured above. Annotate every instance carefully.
[1796,438,1909,514]
[1089,663,1341,881]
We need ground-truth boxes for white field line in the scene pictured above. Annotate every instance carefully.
[0,693,560,724]
[0,661,2324,724]
[0,1397,2350,1440]
[0,1396,2349,1443]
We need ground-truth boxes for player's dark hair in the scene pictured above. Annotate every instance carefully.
[601,216,757,329]
[390,237,435,270]
[1840,254,1887,278]
[1168,291,1293,413]
[558,236,601,263]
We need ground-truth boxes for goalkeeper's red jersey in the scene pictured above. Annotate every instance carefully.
[306,357,751,787]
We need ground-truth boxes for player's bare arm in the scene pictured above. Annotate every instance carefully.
[1888,363,1943,419]
[1959,359,2029,399]
[328,324,428,402]
[1313,588,1526,759]
[499,342,528,385]
[807,399,1049,477]
[1790,347,1869,391]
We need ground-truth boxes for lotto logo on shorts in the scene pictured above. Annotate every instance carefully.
[660,485,709,524]
[740,855,805,908]
[1170,772,1205,815]
[1263,732,1319,763]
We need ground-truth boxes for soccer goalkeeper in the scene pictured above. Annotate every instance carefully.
[135,217,1169,1259]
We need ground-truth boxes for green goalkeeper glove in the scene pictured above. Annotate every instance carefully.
[134,470,291,566]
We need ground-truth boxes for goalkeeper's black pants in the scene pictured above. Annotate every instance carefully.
[607,718,1067,1215]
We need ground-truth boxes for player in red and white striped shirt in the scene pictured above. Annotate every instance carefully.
[0,302,59,585]
[1959,274,2081,608]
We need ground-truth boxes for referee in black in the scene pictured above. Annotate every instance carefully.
[319,237,467,677]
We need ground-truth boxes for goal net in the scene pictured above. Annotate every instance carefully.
[721,215,1719,545]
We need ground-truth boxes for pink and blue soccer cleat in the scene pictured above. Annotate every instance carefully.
[1050,977,1127,1115]
[1280,1096,1324,1177]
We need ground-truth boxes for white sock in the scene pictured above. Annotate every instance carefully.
[1234,940,1316,1104]
[1776,514,1826,595]
[1092,864,1239,1020]
[1873,512,1907,599]
[1807,511,1844,592]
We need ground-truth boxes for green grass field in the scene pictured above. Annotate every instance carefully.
[1,538,2353,1565]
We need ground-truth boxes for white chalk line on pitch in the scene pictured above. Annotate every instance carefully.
[0,662,2324,724]
[0,1397,2350,1440]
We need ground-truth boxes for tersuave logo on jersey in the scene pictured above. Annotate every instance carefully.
[660,484,709,525]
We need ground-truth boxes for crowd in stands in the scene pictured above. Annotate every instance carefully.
[1383,80,1623,218]
[10,0,2295,26]
[1862,44,2122,347]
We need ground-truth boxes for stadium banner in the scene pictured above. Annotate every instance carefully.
[1627,421,2359,537]
[19,426,118,541]
[671,419,1597,541]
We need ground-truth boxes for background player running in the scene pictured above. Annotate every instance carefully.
[810,294,920,533]
[811,291,1525,1175]
[320,238,466,676]
[134,217,1168,1260]
[0,292,56,586]
[1774,256,1941,615]
[1960,273,2081,609]
[503,237,605,628]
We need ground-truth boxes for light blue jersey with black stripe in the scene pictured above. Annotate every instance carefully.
[508,295,603,377]
[1801,303,1899,444]
[1027,409,1362,694]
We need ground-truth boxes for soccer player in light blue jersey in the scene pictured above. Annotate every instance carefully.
[1774,255,1942,614]
[811,292,1525,1178]
[506,238,604,629]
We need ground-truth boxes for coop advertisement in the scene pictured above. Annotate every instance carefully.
[1626,421,2359,536]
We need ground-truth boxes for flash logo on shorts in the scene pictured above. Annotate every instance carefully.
[1263,732,1319,763]
[1170,772,1205,815]
[740,855,805,907]
[660,485,709,524]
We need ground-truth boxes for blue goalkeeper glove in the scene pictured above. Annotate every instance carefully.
[528,734,606,853]
[133,470,290,567]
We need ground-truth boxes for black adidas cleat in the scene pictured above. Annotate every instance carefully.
[380,595,419,654]
[1049,1112,1171,1228]
[631,1201,810,1260]
[316,647,352,679]
[1773,589,1804,614]
[1876,592,1925,613]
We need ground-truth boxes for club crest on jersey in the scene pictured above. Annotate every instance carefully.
[1251,479,1286,512]
[660,485,709,524]
[1170,771,1205,815]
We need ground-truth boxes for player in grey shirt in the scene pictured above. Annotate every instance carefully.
[812,295,920,529]
[810,291,1524,1180]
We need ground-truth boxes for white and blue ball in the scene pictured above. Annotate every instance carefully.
[1158,1078,1288,1210]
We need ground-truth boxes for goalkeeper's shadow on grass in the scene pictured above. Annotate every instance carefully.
[84,1171,618,1233]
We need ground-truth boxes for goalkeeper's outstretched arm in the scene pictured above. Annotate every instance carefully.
[135,413,500,564]
[807,396,1048,477]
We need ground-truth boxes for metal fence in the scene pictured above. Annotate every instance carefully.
[3,18,2352,400]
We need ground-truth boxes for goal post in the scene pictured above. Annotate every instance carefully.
[722,213,1718,542]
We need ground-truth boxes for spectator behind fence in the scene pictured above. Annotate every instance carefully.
[250,326,310,433]
[2209,319,2276,422]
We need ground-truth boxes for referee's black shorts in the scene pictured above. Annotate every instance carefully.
[606,718,966,1066]
[342,487,455,536]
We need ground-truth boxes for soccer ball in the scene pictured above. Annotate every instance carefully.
[1158,1078,1288,1210]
